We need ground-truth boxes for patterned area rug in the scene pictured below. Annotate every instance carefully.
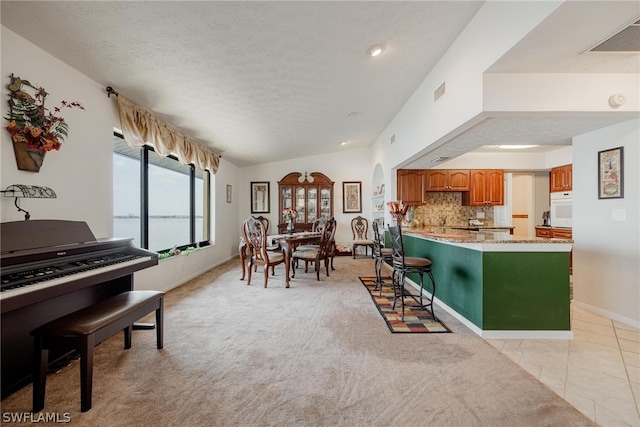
[359,276,450,333]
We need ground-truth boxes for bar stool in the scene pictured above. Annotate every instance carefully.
[372,222,392,296]
[388,225,437,321]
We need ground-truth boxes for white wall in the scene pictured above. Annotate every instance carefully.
[1,26,241,292]
[572,118,639,326]
[1,27,115,236]
[371,1,564,223]
[437,148,571,171]
[483,73,639,113]
[237,146,373,249]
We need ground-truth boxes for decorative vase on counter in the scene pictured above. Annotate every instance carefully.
[387,201,409,226]
[13,141,46,172]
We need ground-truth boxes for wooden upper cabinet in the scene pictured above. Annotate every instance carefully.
[425,169,470,191]
[397,169,425,205]
[462,169,504,206]
[550,164,572,192]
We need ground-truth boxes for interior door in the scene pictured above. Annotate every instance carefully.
[511,174,534,237]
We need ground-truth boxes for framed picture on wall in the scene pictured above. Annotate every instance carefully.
[251,181,270,213]
[342,181,362,213]
[598,146,624,199]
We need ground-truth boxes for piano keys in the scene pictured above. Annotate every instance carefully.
[1,220,158,398]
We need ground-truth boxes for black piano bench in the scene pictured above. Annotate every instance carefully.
[31,290,165,413]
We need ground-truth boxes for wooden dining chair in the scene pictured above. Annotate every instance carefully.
[291,218,336,280]
[255,215,270,234]
[242,216,285,287]
[294,217,336,272]
[351,216,374,258]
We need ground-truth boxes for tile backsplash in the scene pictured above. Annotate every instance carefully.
[411,192,495,226]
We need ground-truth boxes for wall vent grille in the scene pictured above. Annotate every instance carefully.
[588,18,640,52]
[434,82,446,102]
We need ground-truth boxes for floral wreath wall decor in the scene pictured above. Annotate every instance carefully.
[4,74,84,172]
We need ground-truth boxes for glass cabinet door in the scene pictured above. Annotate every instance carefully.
[278,172,334,232]
[281,186,293,222]
[320,187,331,220]
[307,187,317,223]
[295,187,306,222]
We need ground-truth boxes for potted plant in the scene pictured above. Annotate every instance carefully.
[4,74,84,172]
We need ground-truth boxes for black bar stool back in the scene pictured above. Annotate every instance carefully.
[388,225,437,321]
[372,222,393,296]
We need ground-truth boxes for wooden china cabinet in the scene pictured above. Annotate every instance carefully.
[277,172,334,233]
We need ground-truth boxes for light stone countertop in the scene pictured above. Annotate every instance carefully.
[400,227,573,244]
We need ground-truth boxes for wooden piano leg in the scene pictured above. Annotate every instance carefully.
[32,335,48,413]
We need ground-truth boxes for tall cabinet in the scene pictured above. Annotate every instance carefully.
[278,172,334,233]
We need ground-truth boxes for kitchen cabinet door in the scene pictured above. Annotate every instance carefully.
[397,169,425,205]
[448,170,471,191]
[485,169,504,205]
[425,170,447,191]
[462,169,504,206]
[425,169,470,191]
[550,164,572,192]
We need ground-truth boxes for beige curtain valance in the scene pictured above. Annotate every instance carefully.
[116,96,220,173]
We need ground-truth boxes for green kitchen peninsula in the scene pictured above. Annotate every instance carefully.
[389,227,574,339]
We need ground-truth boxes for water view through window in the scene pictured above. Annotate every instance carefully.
[113,136,207,252]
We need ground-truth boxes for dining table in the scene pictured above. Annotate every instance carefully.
[239,231,322,288]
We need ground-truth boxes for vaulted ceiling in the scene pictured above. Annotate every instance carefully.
[2,1,638,167]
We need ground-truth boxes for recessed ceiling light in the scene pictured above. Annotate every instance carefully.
[366,43,385,57]
[496,145,538,150]
[340,141,349,146]
[347,112,361,117]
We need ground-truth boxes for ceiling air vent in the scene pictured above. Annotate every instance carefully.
[430,156,450,163]
[588,18,640,52]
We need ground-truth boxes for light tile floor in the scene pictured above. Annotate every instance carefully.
[487,305,640,427]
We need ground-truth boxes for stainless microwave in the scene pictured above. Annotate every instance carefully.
[550,191,572,228]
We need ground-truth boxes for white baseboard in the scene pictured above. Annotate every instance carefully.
[572,299,640,330]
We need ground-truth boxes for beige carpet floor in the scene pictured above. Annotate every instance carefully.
[0,257,595,426]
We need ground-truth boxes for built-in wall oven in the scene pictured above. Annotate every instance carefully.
[550,191,572,228]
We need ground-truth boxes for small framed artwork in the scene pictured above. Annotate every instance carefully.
[226,185,232,203]
[251,181,270,213]
[343,181,362,213]
[598,146,624,199]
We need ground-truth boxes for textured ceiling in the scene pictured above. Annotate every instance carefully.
[1,1,638,167]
